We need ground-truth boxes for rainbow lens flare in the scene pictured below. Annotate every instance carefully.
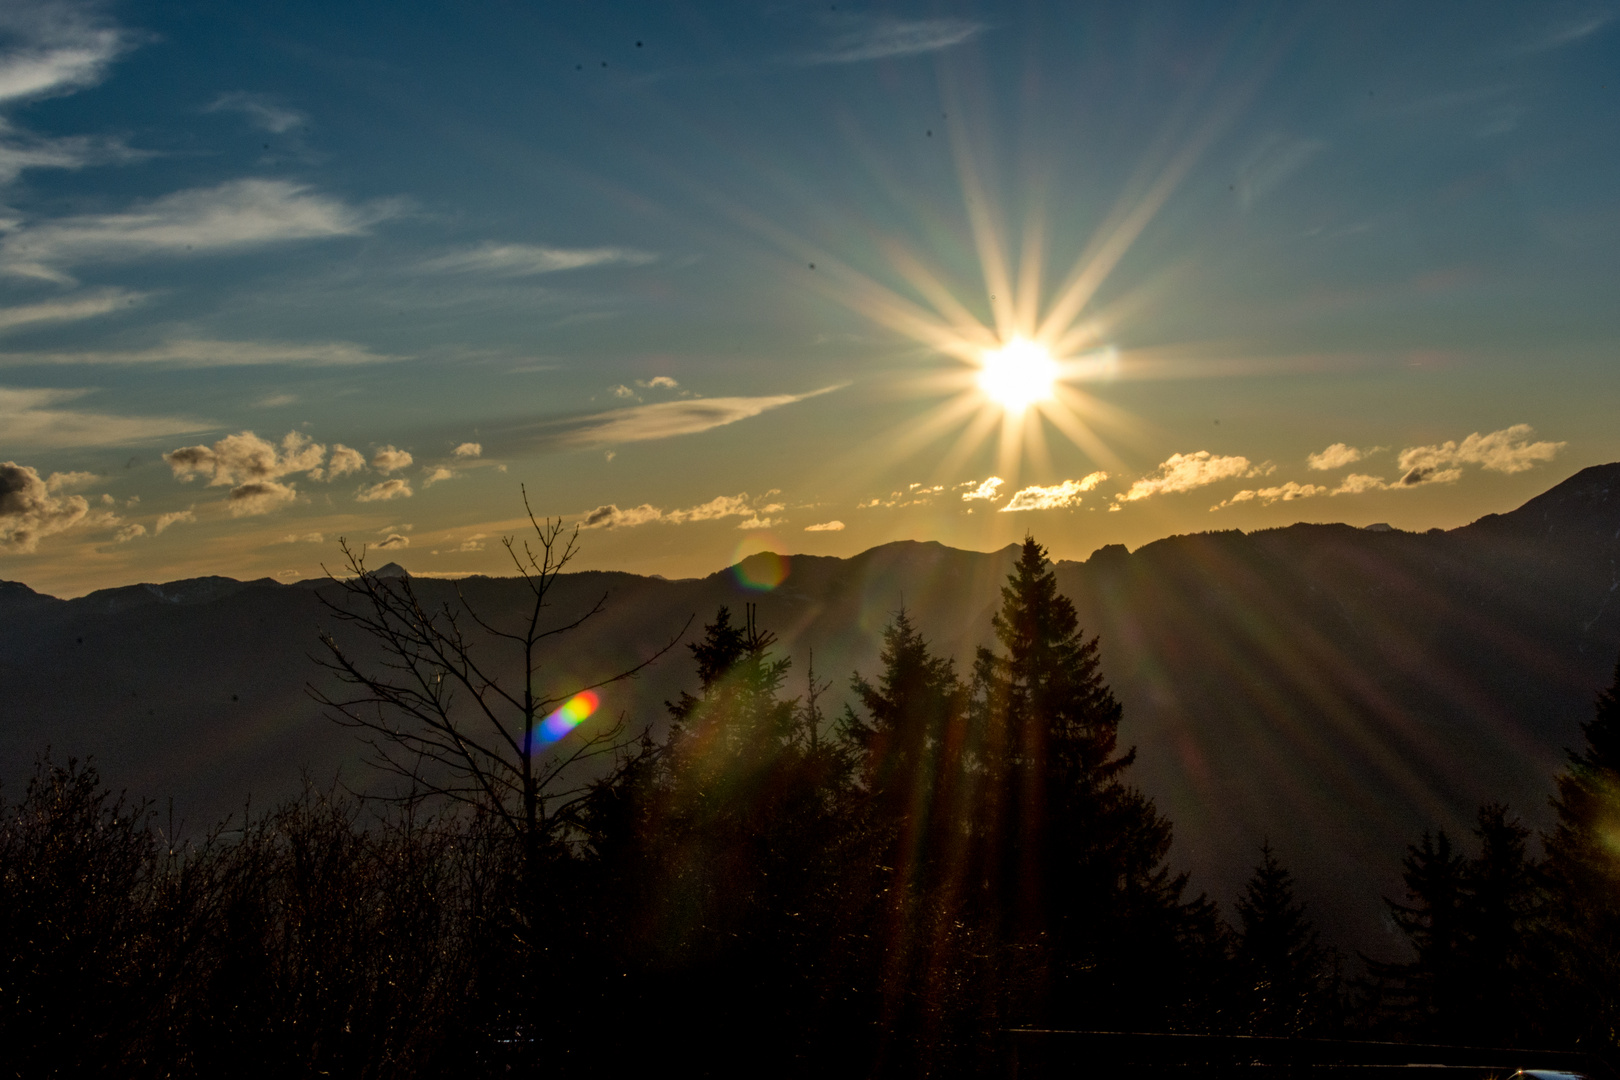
[536,690,600,746]
[733,549,789,591]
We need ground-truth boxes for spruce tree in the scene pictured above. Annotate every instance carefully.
[1541,654,1620,1057]
[1233,843,1337,1036]
[1368,830,1468,1040]
[971,535,1211,1028]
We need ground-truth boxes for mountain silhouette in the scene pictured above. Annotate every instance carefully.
[3,464,1617,956]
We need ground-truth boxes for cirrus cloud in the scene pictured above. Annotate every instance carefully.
[511,385,842,452]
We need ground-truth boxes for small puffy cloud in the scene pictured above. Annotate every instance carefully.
[1398,466,1464,487]
[375,533,410,549]
[1307,443,1365,471]
[1334,473,1388,495]
[668,494,755,523]
[112,522,146,542]
[737,516,781,530]
[1216,481,1330,509]
[1397,424,1564,481]
[422,465,455,487]
[457,533,486,552]
[326,444,365,479]
[165,430,325,487]
[45,469,96,492]
[1119,452,1259,503]
[205,92,305,133]
[582,503,663,529]
[370,445,412,474]
[804,520,845,532]
[1,460,89,550]
[356,478,412,502]
[960,476,1005,501]
[452,442,482,458]
[154,509,194,534]
[418,242,656,277]
[1001,472,1108,512]
[227,480,298,516]
[581,492,782,530]
[611,384,636,399]
[638,376,678,390]
[275,531,324,544]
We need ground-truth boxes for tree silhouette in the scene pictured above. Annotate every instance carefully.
[311,490,685,871]
[970,535,1214,1028]
[1233,842,1338,1036]
[1542,653,1620,1057]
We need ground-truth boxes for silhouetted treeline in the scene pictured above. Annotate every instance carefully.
[4,536,1620,1076]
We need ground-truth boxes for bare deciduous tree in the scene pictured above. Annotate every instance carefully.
[311,489,687,865]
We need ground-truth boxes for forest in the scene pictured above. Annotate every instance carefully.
[3,531,1618,1079]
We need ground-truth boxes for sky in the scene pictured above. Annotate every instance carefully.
[1,0,1617,597]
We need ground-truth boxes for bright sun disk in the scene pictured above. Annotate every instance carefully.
[978,337,1058,414]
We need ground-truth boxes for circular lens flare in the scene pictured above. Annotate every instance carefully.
[978,337,1058,414]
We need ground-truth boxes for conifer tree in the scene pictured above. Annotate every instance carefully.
[1541,654,1620,1056]
[971,535,1212,1027]
[1368,830,1468,1039]
[1233,843,1338,1036]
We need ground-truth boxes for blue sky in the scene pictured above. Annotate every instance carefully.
[1,0,1616,595]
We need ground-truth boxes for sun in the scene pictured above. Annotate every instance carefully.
[978,337,1058,414]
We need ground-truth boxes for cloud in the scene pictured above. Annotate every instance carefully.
[154,509,194,534]
[0,385,203,448]
[227,480,297,516]
[0,2,128,107]
[0,337,397,367]
[639,376,679,390]
[112,521,145,542]
[1525,13,1612,52]
[803,16,985,64]
[611,384,636,398]
[1396,424,1565,480]
[1001,473,1109,512]
[960,476,1005,501]
[44,469,95,492]
[1398,466,1464,487]
[520,386,842,451]
[165,430,325,487]
[581,492,783,530]
[457,533,486,552]
[422,465,455,486]
[206,92,305,133]
[0,459,89,550]
[1333,473,1389,495]
[1119,452,1260,503]
[452,442,482,458]
[0,288,143,334]
[1216,481,1330,509]
[418,242,655,277]
[370,445,413,474]
[326,444,365,478]
[804,520,845,532]
[375,532,410,549]
[1307,442,1365,471]
[356,478,412,502]
[274,531,324,544]
[582,502,663,529]
[0,179,394,283]
[254,393,297,408]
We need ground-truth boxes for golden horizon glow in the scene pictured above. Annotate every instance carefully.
[978,337,1058,415]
